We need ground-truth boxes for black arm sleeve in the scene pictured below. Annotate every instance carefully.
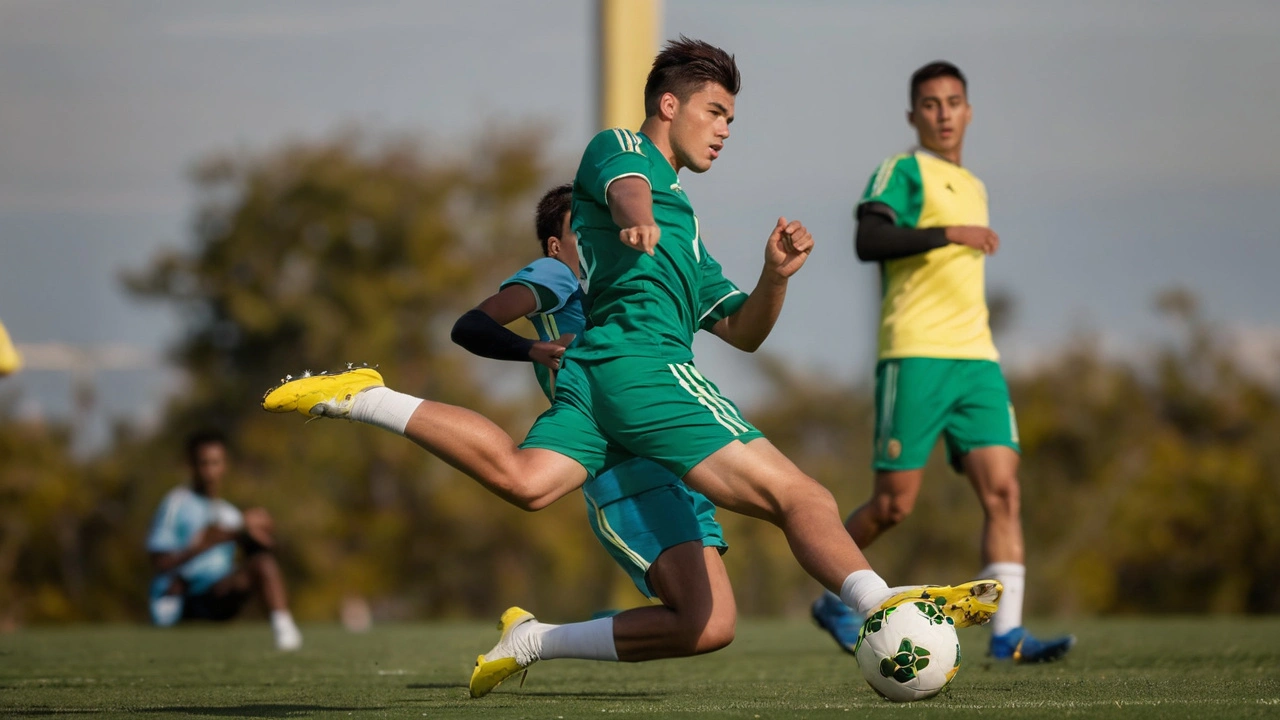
[450,309,535,362]
[855,202,949,262]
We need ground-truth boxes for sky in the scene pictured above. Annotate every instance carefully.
[1,0,1277,451]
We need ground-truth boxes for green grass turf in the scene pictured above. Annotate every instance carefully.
[2,618,1278,719]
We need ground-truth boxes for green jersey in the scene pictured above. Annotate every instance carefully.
[570,128,747,363]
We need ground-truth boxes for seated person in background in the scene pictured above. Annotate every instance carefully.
[146,429,301,651]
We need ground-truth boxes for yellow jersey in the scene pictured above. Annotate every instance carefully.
[858,150,998,361]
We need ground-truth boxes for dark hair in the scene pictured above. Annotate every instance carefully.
[535,184,573,256]
[186,429,228,465]
[644,36,740,117]
[910,61,967,106]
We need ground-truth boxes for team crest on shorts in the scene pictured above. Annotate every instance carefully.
[887,439,902,460]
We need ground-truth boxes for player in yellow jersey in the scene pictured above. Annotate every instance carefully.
[810,62,1074,663]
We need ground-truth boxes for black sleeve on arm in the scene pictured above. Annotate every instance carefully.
[450,309,535,362]
[855,202,949,262]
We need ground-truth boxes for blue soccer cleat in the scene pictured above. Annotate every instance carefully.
[811,591,863,655]
[990,627,1076,663]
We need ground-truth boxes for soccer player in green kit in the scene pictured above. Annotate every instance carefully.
[263,39,1000,695]
[810,61,1074,664]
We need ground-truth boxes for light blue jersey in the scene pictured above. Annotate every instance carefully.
[146,487,240,603]
[501,257,586,400]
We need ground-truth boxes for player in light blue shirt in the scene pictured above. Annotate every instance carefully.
[146,430,302,650]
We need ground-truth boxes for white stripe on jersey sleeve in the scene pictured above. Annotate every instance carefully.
[602,172,652,206]
[871,156,902,198]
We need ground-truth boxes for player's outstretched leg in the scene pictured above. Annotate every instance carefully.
[812,470,925,653]
[262,366,587,510]
[685,439,1002,625]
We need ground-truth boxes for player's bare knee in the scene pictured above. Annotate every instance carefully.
[874,493,915,528]
[785,477,839,517]
[980,476,1020,519]
[697,613,736,653]
[667,614,730,656]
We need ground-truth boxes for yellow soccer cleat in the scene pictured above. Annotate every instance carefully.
[469,606,537,699]
[875,580,1003,629]
[261,366,384,418]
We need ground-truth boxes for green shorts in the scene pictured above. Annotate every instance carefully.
[874,358,1020,472]
[523,357,763,478]
[583,457,726,598]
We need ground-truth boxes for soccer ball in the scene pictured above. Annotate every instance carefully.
[853,600,961,702]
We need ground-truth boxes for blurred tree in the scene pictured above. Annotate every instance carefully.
[0,410,82,625]
[111,129,614,623]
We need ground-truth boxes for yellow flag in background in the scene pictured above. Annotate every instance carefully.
[0,320,22,376]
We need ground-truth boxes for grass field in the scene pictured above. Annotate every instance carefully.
[3,617,1278,719]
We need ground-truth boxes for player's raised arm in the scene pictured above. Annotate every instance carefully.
[710,217,813,352]
[606,176,661,255]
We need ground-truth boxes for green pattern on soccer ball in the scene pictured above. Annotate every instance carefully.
[954,643,961,667]
[855,605,897,655]
[861,604,897,636]
[878,637,933,684]
[913,601,956,626]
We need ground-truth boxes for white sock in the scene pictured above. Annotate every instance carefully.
[271,610,297,633]
[518,618,618,663]
[841,570,891,617]
[980,562,1025,635]
[350,387,422,435]
[271,610,301,650]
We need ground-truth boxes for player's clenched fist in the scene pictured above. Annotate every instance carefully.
[620,224,661,255]
[528,341,566,371]
[764,217,814,279]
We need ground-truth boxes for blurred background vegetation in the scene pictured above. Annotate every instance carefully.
[2,130,1277,628]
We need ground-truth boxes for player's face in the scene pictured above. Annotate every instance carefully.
[669,83,734,173]
[909,76,971,158]
[191,442,228,496]
[547,210,580,274]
